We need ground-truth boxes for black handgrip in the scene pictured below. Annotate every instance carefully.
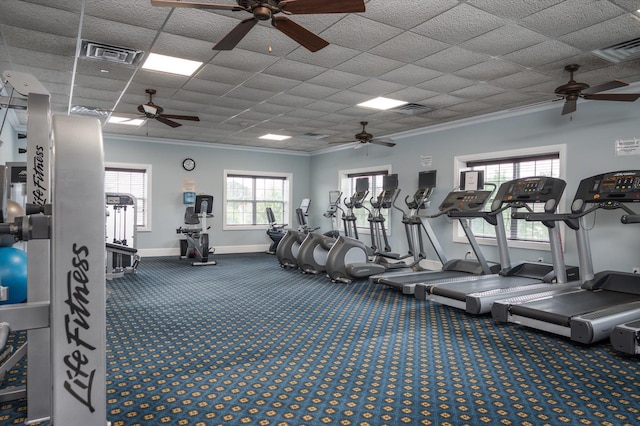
[621,214,640,224]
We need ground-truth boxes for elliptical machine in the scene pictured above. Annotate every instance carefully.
[176,194,217,266]
[296,190,344,274]
[275,199,316,268]
[325,174,413,283]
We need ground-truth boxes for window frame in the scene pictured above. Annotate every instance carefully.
[338,164,393,235]
[105,161,152,232]
[453,144,566,251]
[223,169,292,231]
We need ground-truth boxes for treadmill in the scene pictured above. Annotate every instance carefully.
[370,171,502,295]
[419,176,580,314]
[492,170,640,344]
[610,214,640,354]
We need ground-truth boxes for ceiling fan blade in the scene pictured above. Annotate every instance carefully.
[150,0,246,11]
[279,0,365,14]
[156,116,182,128]
[272,16,329,52]
[353,143,365,150]
[370,139,396,147]
[583,93,640,102]
[582,79,628,94]
[213,18,258,50]
[561,98,577,115]
[160,114,201,121]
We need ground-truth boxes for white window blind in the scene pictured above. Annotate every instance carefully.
[105,165,150,230]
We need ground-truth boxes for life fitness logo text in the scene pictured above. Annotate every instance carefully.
[64,243,97,413]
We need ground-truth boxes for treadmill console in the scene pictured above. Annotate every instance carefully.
[439,190,493,212]
[572,170,640,213]
[493,176,566,212]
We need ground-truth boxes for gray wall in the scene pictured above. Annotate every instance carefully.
[104,137,312,254]
[0,110,18,164]
[310,100,640,274]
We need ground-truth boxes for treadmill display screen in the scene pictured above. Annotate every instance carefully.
[575,171,640,205]
[497,176,565,203]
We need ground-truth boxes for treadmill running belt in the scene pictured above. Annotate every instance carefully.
[430,276,539,301]
[509,290,640,326]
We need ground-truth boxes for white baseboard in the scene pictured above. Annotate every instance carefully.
[137,244,270,258]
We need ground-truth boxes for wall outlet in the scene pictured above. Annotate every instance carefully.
[633,267,640,274]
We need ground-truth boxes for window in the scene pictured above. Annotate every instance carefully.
[105,162,152,231]
[454,145,566,249]
[224,170,292,229]
[338,165,392,234]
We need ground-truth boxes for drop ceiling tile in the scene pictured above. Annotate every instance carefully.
[420,93,468,108]
[416,74,476,93]
[503,40,582,68]
[133,70,190,88]
[225,85,275,102]
[8,46,74,72]
[269,93,314,108]
[386,86,441,104]
[520,0,625,37]
[86,0,169,29]
[196,64,254,85]
[263,59,326,81]
[348,78,407,96]
[415,46,489,73]
[162,8,246,43]
[182,79,235,97]
[320,15,403,51]
[321,91,368,107]
[0,1,79,37]
[81,16,158,51]
[378,64,442,87]
[171,90,221,106]
[303,99,350,114]
[335,53,406,77]
[307,69,369,90]
[451,83,505,99]
[454,59,525,81]
[285,44,360,68]
[461,24,548,57]
[489,69,555,90]
[210,48,280,72]
[0,26,76,57]
[285,82,340,100]
[251,102,295,116]
[364,0,458,30]
[412,3,506,44]
[369,32,451,63]
[150,33,219,63]
[468,0,565,20]
[244,73,301,92]
[559,14,640,51]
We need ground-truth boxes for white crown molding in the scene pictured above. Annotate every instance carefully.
[103,132,311,157]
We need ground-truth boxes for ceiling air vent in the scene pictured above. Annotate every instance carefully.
[592,37,640,63]
[80,40,144,65]
[389,103,433,115]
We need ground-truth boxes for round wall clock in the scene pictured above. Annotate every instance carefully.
[182,158,196,171]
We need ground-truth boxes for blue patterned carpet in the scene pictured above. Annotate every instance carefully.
[1,253,640,425]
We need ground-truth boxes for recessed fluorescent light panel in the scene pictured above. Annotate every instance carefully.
[259,134,291,141]
[357,97,408,110]
[108,116,145,126]
[141,53,202,76]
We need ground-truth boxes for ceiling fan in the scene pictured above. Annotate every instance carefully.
[150,0,366,52]
[554,64,640,115]
[112,89,201,128]
[329,122,396,149]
